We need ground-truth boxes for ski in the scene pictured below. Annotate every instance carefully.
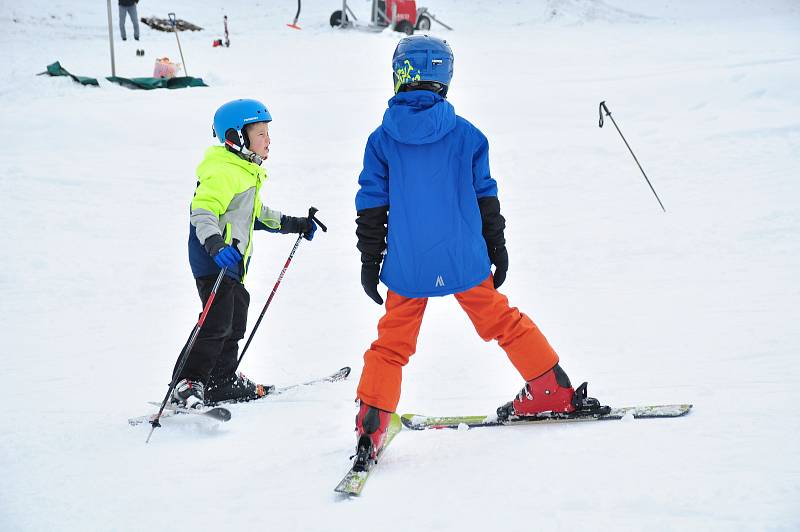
[131,367,351,425]
[210,366,352,405]
[334,413,402,496]
[401,403,692,430]
[155,402,232,421]
[130,404,232,426]
[271,366,352,395]
[128,410,178,426]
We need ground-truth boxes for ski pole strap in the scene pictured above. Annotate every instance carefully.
[599,100,611,128]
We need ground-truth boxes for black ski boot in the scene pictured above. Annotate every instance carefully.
[171,379,205,409]
[205,372,274,404]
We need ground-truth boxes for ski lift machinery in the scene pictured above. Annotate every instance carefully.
[330,0,452,35]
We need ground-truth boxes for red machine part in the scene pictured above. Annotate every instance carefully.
[382,0,416,23]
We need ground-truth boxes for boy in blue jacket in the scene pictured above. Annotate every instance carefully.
[352,36,602,467]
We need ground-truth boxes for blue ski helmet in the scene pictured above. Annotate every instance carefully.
[392,35,454,96]
[212,99,272,149]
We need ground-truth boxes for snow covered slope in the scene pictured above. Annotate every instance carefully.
[1,1,798,530]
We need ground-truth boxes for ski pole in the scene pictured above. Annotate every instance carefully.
[235,207,327,371]
[105,0,116,77]
[146,267,228,443]
[287,0,302,29]
[168,12,188,76]
[598,101,666,212]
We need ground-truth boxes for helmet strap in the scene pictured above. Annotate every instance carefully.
[224,134,263,166]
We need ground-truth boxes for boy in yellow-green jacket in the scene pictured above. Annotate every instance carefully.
[171,99,316,408]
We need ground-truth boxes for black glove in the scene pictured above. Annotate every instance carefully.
[280,215,316,240]
[356,205,388,305]
[356,206,388,257]
[203,233,227,257]
[478,196,507,289]
[361,260,384,305]
[488,246,508,289]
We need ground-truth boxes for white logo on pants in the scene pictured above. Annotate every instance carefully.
[435,275,445,287]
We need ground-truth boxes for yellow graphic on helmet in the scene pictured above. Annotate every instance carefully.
[394,59,421,93]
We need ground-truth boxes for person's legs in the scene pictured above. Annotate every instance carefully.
[203,283,271,402]
[354,291,426,460]
[118,5,127,40]
[208,282,249,382]
[356,290,427,413]
[172,276,237,384]
[455,276,585,415]
[130,4,140,39]
[454,276,559,380]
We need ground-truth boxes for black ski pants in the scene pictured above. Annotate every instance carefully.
[173,275,250,385]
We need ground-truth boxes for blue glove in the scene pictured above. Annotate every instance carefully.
[304,218,317,241]
[213,245,242,269]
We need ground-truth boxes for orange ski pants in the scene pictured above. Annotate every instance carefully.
[356,276,560,412]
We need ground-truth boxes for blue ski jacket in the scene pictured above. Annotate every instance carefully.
[355,91,498,298]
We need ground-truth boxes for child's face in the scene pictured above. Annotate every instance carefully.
[246,122,270,160]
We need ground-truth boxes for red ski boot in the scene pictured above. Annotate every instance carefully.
[515,364,576,414]
[498,364,575,419]
[353,401,392,471]
[497,364,608,420]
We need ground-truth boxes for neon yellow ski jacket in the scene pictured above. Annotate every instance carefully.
[188,146,283,282]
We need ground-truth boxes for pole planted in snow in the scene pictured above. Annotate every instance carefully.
[168,12,188,77]
[599,101,666,212]
[287,0,302,29]
[106,0,116,77]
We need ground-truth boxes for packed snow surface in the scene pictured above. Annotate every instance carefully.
[1,0,798,530]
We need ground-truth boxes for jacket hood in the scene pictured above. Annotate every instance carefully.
[381,91,457,145]
[196,145,267,182]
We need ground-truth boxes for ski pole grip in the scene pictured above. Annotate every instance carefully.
[168,12,177,26]
[307,206,328,233]
[598,101,611,128]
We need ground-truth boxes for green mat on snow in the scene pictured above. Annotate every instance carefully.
[39,61,99,86]
[38,61,208,90]
[106,75,208,90]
